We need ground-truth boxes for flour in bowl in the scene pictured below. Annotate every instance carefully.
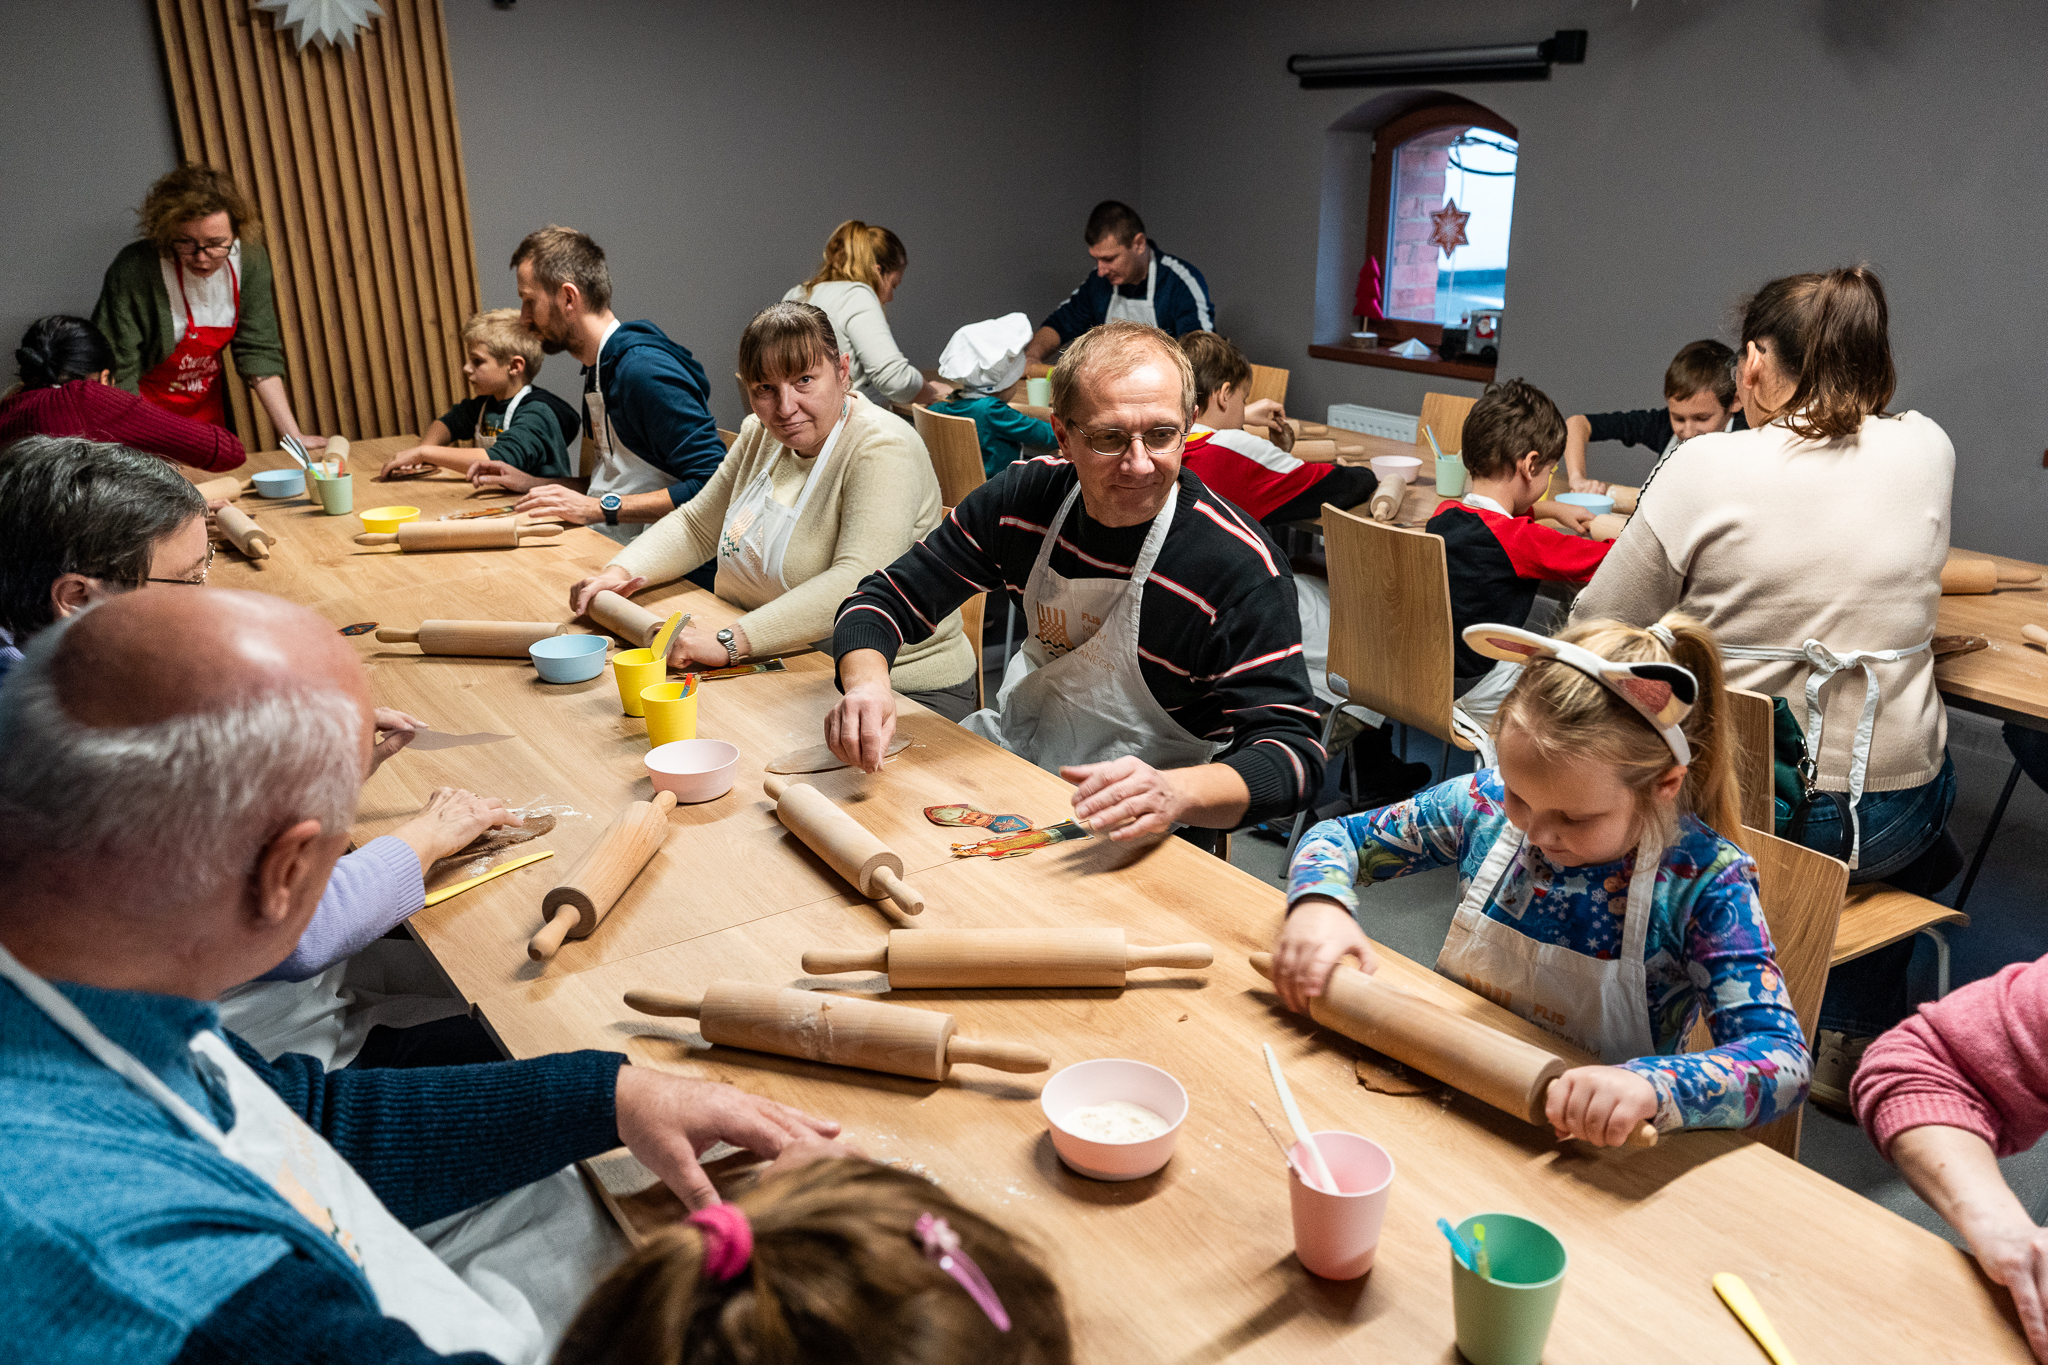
[1062,1100,1173,1143]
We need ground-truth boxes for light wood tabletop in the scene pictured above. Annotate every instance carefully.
[1938,546,2048,730]
[201,439,2030,1362]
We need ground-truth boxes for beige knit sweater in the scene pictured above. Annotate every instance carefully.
[609,396,973,692]
[1572,411,1952,792]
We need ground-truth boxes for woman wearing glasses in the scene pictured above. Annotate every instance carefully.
[90,164,322,448]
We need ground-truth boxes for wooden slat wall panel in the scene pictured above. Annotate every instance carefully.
[152,0,480,449]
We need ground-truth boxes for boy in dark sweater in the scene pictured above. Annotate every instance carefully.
[375,309,578,481]
[1562,338,1745,493]
[1430,378,1611,738]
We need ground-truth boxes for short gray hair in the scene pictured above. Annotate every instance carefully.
[0,611,365,906]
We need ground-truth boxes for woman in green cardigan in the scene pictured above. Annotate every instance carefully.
[91,165,323,448]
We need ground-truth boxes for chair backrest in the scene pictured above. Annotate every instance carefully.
[913,404,986,509]
[1323,504,1464,747]
[1415,392,1477,454]
[941,503,988,711]
[1248,363,1289,409]
[1725,687,1776,834]
[717,428,738,449]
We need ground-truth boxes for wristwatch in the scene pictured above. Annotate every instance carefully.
[599,492,622,527]
[716,628,740,666]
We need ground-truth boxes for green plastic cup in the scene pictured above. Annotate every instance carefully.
[311,471,354,515]
[1449,1213,1567,1365]
[1435,453,1467,497]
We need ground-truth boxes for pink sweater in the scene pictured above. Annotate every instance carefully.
[1852,954,2048,1160]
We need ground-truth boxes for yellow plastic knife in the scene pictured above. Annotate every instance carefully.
[423,849,554,907]
[1713,1273,1797,1364]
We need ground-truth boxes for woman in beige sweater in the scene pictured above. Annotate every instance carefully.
[1573,266,1956,1105]
[570,302,977,716]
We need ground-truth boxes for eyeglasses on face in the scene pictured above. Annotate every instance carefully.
[1065,422,1187,457]
[170,238,234,259]
[144,542,215,586]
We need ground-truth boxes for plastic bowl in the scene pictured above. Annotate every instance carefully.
[646,739,739,803]
[529,633,608,683]
[1555,491,1615,516]
[1041,1058,1189,1181]
[1369,454,1423,483]
[359,505,421,535]
[253,468,306,498]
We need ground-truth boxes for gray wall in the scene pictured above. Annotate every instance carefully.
[1139,0,2048,558]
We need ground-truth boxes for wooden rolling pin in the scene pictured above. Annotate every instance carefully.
[1368,474,1409,523]
[802,928,1213,988]
[1248,953,1657,1149]
[354,521,566,550]
[762,774,923,914]
[1588,512,1629,542]
[375,620,567,657]
[1607,484,1640,515]
[192,474,244,502]
[2022,624,2048,650]
[216,504,272,559]
[1942,559,2042,595]
[624,979,1049,1080]
[529,790,677,961]
[587,589,662,647]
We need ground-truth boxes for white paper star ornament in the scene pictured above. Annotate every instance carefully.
[254,0,386,52]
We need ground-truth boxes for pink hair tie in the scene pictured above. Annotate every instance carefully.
[687,1203,754,1282]
[917,1213,1011,1332]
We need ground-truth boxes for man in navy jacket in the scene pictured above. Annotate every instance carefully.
[1025,201,1213,364]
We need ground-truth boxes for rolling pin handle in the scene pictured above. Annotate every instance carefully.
[375,627,420,644]
[762,773,790,802]
[354,532,397,545]
[622,988,706,1019]
[518,524,566,541]
[651,790,678,815]
[247,540,270,560]
[1625,1122,1659,1149]
[1126,943,1216,970]
[871,865,924,916]
[1248,951,1277,980]
[799,945,890,975]
[2001,566,2043,586]
[2023,623,2048,649]
[946,1035,1051,1073]
[526,906,579,962]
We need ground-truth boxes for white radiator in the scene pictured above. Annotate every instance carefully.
[1327,403,1418,443]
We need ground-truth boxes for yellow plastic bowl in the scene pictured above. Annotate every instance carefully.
[359,505,421,535]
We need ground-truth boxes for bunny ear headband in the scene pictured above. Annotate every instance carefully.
[1462,622,1697,766]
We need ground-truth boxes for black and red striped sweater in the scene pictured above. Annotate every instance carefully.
[832,456,1326,824]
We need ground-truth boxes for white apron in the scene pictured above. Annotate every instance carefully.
[477,384,532,453]
[963,482,1219,774]
[1720,636,1933,869]
[714,404,848,611]
[0,942,540,1363]
[1103,253,1159,327]
[1435,824,1660,1063]
[585,322,672,544]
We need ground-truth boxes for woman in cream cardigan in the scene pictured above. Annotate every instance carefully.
[570,301,978,718]
[783,221,952,409]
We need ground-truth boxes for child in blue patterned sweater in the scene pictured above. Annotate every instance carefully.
[1272,613,1810,1146]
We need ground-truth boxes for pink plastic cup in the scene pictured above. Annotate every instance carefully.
[1288,1130,1395,1279]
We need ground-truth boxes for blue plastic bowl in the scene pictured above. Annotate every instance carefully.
[1555,491,1615,516]
[253,468,306,498]
[529,633,608,683]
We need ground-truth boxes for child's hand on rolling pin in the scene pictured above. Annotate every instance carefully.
[1271,897,1378,1014]
[1545,1065,1659,1147]
[614,1065,843,1211]
[389,787,521,872]
[569,566,647,617]
[370,706,430,773]
[468,458,542,493]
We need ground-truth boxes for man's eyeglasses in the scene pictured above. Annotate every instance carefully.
[1066,422,1187,458]
[145,543,215,586]
[170,238,234,259]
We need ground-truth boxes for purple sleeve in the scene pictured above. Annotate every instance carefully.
[258,837,425,982]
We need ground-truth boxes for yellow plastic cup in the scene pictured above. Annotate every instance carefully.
[612,648,666,716]
[640,681,699,747]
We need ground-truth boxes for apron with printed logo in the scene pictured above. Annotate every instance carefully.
[141,256,239,429]
[715,405,848,611]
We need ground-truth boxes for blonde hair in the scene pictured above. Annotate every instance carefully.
[461,308,542,380]
[555,1159,1071,1365]
[138,165,260,254]
[1494,613,1742,848]
[1049,321,1195,425]
[801,221,907,296]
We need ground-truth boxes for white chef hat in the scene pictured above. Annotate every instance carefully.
[938,313,1033,394]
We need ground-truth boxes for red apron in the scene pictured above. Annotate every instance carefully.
[139,257,239,428]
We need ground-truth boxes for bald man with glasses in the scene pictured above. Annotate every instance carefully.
[826,321,1324,847]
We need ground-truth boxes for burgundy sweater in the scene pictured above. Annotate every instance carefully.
[0,380,245,471]
[1852,954,2048,1160]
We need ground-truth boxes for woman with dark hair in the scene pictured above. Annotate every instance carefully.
[1574,265,1956,1108]
[568,301,978,717]
[783,220,952,408]
[0,316,243,471]
[90,164,321,446]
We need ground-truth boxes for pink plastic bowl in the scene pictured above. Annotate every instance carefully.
[645,739,739,803]
[1041,1058,1189,1181]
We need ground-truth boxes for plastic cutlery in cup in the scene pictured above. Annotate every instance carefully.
[1438,1217,1478,1273]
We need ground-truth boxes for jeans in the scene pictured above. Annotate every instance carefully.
[1791,753,1960,1037]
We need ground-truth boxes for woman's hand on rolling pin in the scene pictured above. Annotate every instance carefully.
[569,566,645,617]
[1545,1065,1659,1147]
[615,1065,843,1210]
[1271,897,1377,1014]
[389,787,520,872]
[669,622,745,669]
[370,706,431,773]
[468,458,541,493]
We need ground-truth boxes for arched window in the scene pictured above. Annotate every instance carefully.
[1367,101,1518,345]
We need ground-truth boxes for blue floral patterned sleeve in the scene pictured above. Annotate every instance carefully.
[1284,771,1811,1132]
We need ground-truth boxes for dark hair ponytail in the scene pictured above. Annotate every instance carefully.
[15,316,115,390]
[1738,266,1894,441]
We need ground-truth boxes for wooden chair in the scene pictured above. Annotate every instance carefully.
[1248,363,1289,410]
[1415,392,1476,455]
[1284,505,1479,861]
[913,404,986,509]
[1726,687,1776,832]
[943,505,988,713]
[717,428,738,449]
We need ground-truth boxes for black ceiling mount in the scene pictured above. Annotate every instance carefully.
[1286,30,1587,89]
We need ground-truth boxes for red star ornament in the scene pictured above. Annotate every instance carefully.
[1428,199,1471,258]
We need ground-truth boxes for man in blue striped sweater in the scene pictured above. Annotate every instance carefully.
[827,321,1323,848]
[1025,201,1215,365]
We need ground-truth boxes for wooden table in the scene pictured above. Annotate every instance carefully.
[1938,547,2048,732]
[204,439,2030,1362]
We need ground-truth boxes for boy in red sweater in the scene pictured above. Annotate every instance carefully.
[1430,378,1611,744]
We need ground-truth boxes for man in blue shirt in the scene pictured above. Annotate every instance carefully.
[1025,201,1214,365]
